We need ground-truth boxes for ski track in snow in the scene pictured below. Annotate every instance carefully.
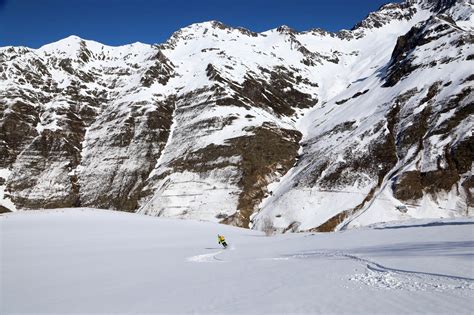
[356,264,474,293]
[2,210,473,314]
[187,246,235,263]
[187,250,225,263]
[284,250,474,292]
[194,244,474,292]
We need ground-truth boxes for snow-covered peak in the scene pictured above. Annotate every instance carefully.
[350,1,418,34]
[38,35,86,55]
[0,46,34,58]
[37,35,154,63]
[1,0,472,233]
[274,25,298,34]
[163,20,259,49]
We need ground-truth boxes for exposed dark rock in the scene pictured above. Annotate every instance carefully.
[463,74,474,83]
[59,58,75,74]
[424,0,458,13]
[462,176,474,208]
[312,186,378,232]
[240,69,317,116]
[393,171,424,200]
[335,98,350,105]
[170,125,302,228]
[393,136,472,203]
[335,88,370,104]
[383,22,424,87]
[383,17,459,87]
[397,106,431,156]
[8,129,83,208]
[0,205,11,213]
[396,83,440,156]
[352,89,370,99]
[79,96,176,211]
[0,100,40,167]
[141,50,174,87]
[451,137,474,175]
[283,221,301,233]
[205,64,318,116]
[432,87,472,136]
[352,2,416,31]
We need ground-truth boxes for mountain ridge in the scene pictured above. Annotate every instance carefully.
[0,0,472,232]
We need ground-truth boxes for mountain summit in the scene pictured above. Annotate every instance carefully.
[0,0,472,231]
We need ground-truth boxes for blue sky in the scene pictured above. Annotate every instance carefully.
[0,0,397,48]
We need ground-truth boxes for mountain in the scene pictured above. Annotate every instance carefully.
[0,0,472,232]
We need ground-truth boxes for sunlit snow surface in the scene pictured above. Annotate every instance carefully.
[1,209,473,314]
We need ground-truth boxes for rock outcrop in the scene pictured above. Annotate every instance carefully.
[1,0,472,231]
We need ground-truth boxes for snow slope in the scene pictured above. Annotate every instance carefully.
[1,209,473,314]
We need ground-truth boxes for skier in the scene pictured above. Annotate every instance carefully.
[217,234,228,248]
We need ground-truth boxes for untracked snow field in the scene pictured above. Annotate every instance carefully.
[1,209,473,314]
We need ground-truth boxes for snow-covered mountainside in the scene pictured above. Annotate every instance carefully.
[1,209,473,313]
[0,0,473,231]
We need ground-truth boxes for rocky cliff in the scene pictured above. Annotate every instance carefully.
[1,0,472,232]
